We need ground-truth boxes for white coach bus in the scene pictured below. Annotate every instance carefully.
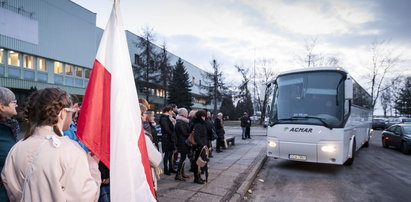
[266,67,372,165]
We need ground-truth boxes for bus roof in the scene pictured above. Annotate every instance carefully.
[278,67,348,77]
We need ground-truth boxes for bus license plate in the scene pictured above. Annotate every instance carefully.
[289,154,307,161]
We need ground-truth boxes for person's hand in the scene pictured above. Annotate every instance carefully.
[102,178,110,184]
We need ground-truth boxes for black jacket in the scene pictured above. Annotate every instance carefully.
[214,118,225,138]
[159,114,175,152]
[240,116,251,127]
[190,118,209,148]
[175,119,190,153]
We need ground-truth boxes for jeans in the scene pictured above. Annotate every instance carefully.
[241,127,246,139]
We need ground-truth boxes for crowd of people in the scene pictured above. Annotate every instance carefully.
[0,87,251,201]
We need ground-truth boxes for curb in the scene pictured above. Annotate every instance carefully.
[229,148,268,202]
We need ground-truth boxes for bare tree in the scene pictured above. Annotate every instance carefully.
[202,59,227,115]
[305,37,318,68]
[156,41,173,106]
[256,59,278,124]
[134,26,158,102]
[235,64,254,116]
[367,39,400,110]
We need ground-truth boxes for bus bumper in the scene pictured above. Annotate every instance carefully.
[267,139,344,165]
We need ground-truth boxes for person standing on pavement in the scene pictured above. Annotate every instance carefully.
[205,110,215,158]
[160,106,177,175]
[190,110,209,184]
[240,112,252,139]
[1,88,100,201]
[174,108,191,181]
[215,112,225,152]
[63,94,90,153]
[0,87,19,202]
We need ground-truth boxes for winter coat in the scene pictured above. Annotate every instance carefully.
[0,119,18,202]
[1,126,100,202]
[240,116,252,127]
[159,114,175,152]
[175,117,190,154]
[190,118,209,148]
[214,118,225,138]
[143,121,159,147]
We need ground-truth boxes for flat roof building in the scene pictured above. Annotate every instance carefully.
[0,0,216,113]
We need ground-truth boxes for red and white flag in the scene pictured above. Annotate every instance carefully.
[76,1,155,201]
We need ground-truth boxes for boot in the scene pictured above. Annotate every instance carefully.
[181,168,190,178]
[175,173,185,181]
[194,176,205,184]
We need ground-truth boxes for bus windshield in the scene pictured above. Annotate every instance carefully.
[270,71,345,128]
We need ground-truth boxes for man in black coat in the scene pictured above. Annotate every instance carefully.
[190,110,209,184]
[240,112,252,139]
[215,112,225,152]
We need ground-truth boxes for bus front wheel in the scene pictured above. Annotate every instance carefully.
[344,140,356,166]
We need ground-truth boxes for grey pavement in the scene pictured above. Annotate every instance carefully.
[156,126,267,202]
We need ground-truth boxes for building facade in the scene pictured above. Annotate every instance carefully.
[0,0,216,114]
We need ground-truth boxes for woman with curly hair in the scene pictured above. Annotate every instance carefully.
[1,88,100,201]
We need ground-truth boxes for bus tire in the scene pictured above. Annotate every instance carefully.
[344,140,356,166]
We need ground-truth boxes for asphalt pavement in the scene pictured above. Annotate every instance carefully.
[156,126,267,202]
[246,130,411,202]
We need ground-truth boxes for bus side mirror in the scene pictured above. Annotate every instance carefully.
[345,79,353,100]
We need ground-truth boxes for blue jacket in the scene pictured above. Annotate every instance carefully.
[63,122,90,153]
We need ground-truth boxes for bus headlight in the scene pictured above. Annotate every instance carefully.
[268,141,277,147]
[321,145,336,153]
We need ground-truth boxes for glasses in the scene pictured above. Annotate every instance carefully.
[64,107,78,113]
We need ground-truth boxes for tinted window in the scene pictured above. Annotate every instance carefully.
[404,126,411,134]
[395,127,403,135]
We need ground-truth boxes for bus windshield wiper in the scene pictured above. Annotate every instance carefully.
[293,116,332,129]
[271,116,332,129]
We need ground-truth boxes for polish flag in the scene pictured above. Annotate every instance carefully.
[76,1,155,201]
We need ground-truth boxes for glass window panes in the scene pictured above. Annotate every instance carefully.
[38,58,47,71]
[23,55,34,69]
[0,49,3,64]
[54,61,63,74]
[85,69,91,79]
[8,51,20,66]
[76,67,83,77]
[65,64,73,75]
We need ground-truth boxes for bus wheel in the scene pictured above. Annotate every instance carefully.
[344,140,356,166]
[401,142,410,154]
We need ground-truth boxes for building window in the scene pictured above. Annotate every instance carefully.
[197,98,206,104]
[65,64,73,75]
[38,58,46,71]
[156,89,165,97]
[23,55,34,69]
[192,76,195,84]
[8,51,20,66]
[54,61,63,74]
[0,49,3,64]
[85,69,91,79]
[76,67,83,77]
[199,80,202,87]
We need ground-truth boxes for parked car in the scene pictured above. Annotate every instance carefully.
[400,117,411,124]
[386,118,400,128]
[381,124,411,154]
[372,118,386,130]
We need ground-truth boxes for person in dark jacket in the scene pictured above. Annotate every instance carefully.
[174,108,191,181]
[160,106,176,175]
[190,110,209,184]
[240,112,252,139]
[215,112,225,152]
[0,87,19,202]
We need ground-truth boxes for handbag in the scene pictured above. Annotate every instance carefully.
[196,146,209,168]
[185,130,196,146]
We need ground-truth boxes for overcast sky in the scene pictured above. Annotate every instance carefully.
[71,0,411,88]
